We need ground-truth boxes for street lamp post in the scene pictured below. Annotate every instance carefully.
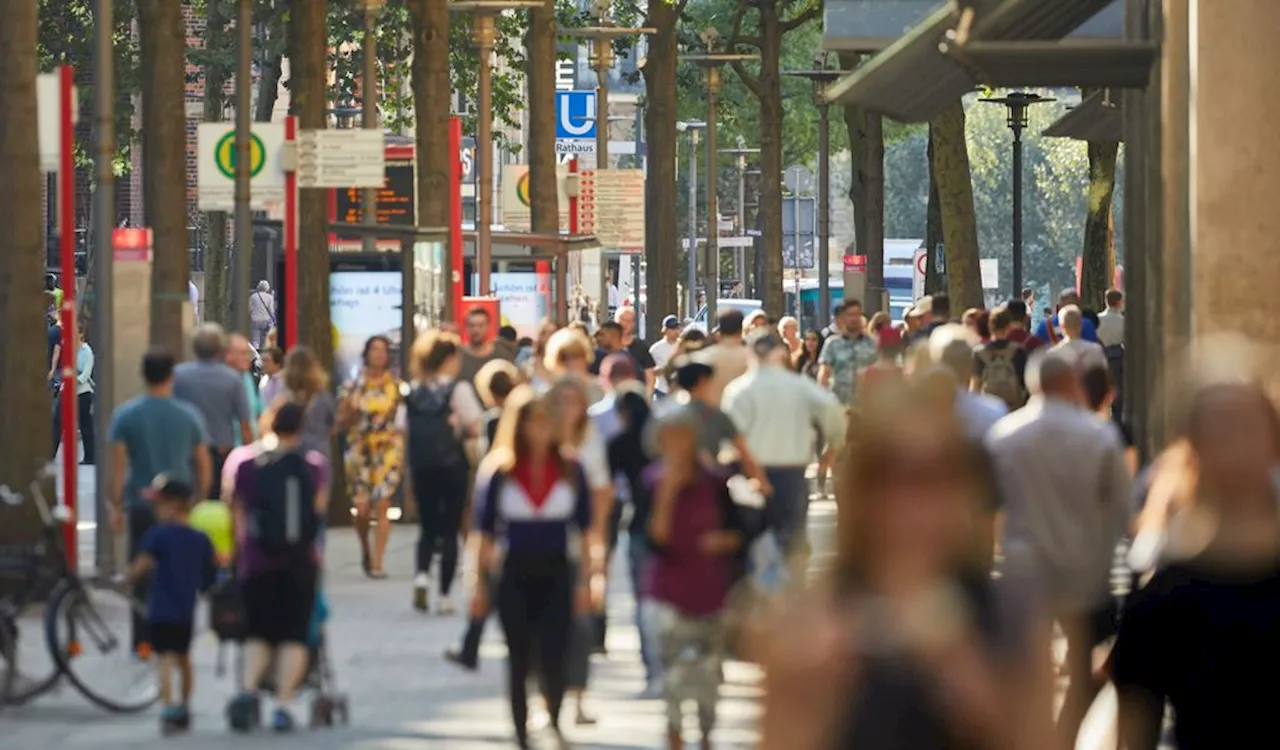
[361,0,384,254]
[678,121,705,319]
[784,60,847,329]
[721,143,759,299]
[980,91,1054,299]
[450,1,541,296]
[683,30,756,328]
[563,16,654,324]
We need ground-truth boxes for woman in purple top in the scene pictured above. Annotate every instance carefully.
[223,402,329,733]
[645,403,743,750]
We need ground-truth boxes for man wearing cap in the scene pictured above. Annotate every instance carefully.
[722,330,845,555]
[649,315,682,398]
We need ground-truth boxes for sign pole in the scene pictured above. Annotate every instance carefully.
[92,0,116,576]
[284,115,298,349]
[568,157,579,322]
[449,117,463,323]
[58,65,78,571]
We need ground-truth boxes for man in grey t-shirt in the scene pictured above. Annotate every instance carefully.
[173,323,252,497]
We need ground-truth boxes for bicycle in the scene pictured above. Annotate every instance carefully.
[0,464,158,713]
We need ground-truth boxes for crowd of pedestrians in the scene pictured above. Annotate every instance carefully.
[88,281,1280,750]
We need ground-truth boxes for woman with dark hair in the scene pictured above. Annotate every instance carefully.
[336,334,404,578]
[470,386,592,749]
[793,330,823,379]
[406,329,483,614]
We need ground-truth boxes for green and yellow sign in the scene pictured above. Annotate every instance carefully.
[214,131,267,179]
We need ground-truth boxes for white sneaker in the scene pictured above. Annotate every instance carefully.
[412,573,430,612]
[438,596,456,616]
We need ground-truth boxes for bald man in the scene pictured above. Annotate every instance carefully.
[173,323,252,497]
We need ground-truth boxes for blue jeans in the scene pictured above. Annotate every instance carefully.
[627,533,661,683]
[764,466,810,555]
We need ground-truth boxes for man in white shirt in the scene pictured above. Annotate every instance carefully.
[648,315,682,397]
[1050,305,1108,374]
[1096,289,1125,350]
[722,330,845,556]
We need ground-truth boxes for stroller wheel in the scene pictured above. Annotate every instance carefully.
[310,696,334,727]
[335,696,350,725]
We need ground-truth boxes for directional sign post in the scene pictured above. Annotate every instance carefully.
[296,130,386,189]
[576,168,645,251]
[197,122,286,211]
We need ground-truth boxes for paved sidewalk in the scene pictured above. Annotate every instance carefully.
[4,519,770,749]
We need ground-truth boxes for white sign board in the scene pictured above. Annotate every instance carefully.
[577,169,645,250]
[555,140,594,156]
[500,164,570,232]
[197,122,286,211]
[296,130,386,188]
[37,74,78,173]
[913,249,926,299]
[980,258,999,290]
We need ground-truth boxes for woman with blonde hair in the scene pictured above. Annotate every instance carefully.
[406,329,484,614]
[469,385,592,749]
[260,346,337,463]
[754,376,1028,750]
[542,327,600,401]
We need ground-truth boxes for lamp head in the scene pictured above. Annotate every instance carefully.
[699,27,721,51]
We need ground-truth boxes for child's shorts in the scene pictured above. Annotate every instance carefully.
[150,621,195,655]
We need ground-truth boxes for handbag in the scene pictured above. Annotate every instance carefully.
[208,573,247,642]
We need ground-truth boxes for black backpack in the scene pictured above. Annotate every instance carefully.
[406,381,468,471]
[247,449,320,563]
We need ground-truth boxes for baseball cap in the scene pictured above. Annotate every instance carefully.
[662,314,681,330]
[143,473,194,503]
[748,329,786,358]
[877,326,904,350]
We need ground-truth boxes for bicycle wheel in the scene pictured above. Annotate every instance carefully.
[45,579,157,713]
[0,608,61,706]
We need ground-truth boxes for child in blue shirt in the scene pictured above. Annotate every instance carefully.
[126,474,216,734]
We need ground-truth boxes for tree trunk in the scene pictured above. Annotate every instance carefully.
[526,0,558,239]
[837,54,884,312]
[203,0,230,326]
[139,0,191,353]
[290,0,339,525]
[0,0,50,542]
[255,53,283,123]
[408,0,450,320]
[755,0,785,316]
[928,101,983,312]
[1079,139,1119,311]
[641,0,680,337]
[924,125,944,295]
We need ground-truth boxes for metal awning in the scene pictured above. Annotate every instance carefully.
[461,230,600,258]
[949,40,1157,88]
[825,0,1124,122]
[1042,89,1124,141]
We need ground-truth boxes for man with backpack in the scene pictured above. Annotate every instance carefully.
[223,402,328,733]
[972,305,1029,411]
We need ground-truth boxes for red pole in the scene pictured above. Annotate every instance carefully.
[568,156,579,234]
[284,115,298,350]
[448,117,464,322]
[567,158,579,321]
[58,65,77,571]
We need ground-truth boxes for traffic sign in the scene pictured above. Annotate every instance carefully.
[913,249,926,299]
[37,73,78,173]
[197,123,286,211]
[576,169,645,251]
[296,130,386,188]
[556,91,596,140]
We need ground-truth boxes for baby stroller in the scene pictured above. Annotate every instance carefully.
[220,582,350,729]
[254,587,349,727]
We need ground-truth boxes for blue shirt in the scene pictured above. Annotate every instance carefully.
[476,465,592,557]
[108,396,211,509]
[1033,315,1099,343]
[139,523,215,623]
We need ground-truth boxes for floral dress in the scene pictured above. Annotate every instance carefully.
[341,373,405,504]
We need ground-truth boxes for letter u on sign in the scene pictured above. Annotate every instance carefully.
[556,91,596,140]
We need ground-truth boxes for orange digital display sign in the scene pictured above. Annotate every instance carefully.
[334,160,415,228]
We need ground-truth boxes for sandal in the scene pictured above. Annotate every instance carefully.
[369,570,388,580]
